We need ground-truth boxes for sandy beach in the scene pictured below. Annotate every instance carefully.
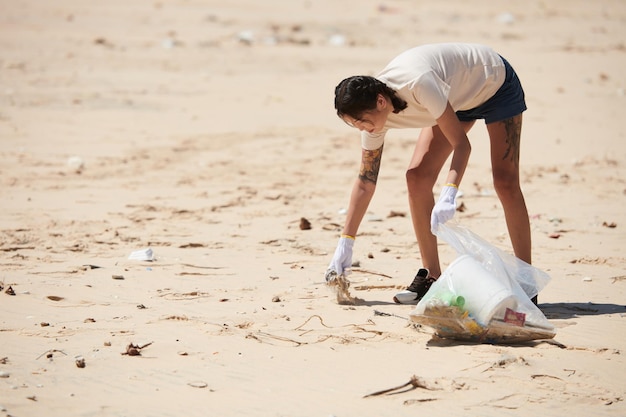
[1,0,625,415]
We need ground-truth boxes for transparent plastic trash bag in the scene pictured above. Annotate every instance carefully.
[410,223,555,343]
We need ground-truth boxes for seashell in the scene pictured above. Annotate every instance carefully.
[187,381,208,388]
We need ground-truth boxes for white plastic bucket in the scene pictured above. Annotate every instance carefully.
[442,254,517,325]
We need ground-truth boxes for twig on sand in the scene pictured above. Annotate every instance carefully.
[352,268,393,279]
[374,310,408,320]
[36,349,68,360]
[364,375,436,398]
[293,314,332,331]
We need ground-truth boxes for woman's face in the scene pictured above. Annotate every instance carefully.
[341,94,389,133]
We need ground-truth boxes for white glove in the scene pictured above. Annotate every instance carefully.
[431,185,458,234]
[325,236,354,281]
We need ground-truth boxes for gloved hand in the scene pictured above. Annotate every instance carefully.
[430,185,458,234]
[325,236,354,281]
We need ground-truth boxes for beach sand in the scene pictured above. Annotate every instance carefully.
[1,0,625,415]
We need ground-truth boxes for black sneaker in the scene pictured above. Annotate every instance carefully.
[393,268,436,304]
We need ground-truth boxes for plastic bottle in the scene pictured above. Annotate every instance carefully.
[440,292,465,309]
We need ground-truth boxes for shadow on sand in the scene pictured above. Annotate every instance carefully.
[540,302,625,319]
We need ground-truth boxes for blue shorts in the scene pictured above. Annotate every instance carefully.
[455,57,527,124]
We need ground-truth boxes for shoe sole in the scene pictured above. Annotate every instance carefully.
[393,295,419,305]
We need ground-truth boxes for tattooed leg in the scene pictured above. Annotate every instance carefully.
[501,115,523,165]
[487,114,531,264]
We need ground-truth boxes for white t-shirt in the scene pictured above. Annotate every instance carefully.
[361,43,506,150]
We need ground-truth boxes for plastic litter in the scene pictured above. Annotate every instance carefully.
[128,248,154,261]
[410,222,555,344]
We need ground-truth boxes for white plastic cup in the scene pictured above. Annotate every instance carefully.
[442,255,517,325]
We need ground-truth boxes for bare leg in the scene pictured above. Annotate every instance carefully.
[486,114,531,264]
[406,121,475,277]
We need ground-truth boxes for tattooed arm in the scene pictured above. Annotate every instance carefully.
[342,145,383,237]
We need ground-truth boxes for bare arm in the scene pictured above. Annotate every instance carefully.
[435,103,471,186]
[342,145,383,237]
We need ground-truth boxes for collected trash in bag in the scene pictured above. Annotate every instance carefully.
[410,223,555,344]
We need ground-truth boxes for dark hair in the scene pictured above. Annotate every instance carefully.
[334,75,407,119]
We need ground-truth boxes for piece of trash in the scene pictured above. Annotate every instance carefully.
[583,277,592,282]
[496,12,516,24]
[236,30,255,45]
[161,38,176,49]
[67,156,84,172]
[122,342,153,356]
[328,33,346,47]
[128,248,154,261]
[503,308,526,327]
[187,381,208,389]
[75,357,86,368]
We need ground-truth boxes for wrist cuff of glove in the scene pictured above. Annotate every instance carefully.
[339,236,355,248]
[441,185,458,200]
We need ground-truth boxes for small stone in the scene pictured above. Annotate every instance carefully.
[299,217,311,230]
[0,371,10,378]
